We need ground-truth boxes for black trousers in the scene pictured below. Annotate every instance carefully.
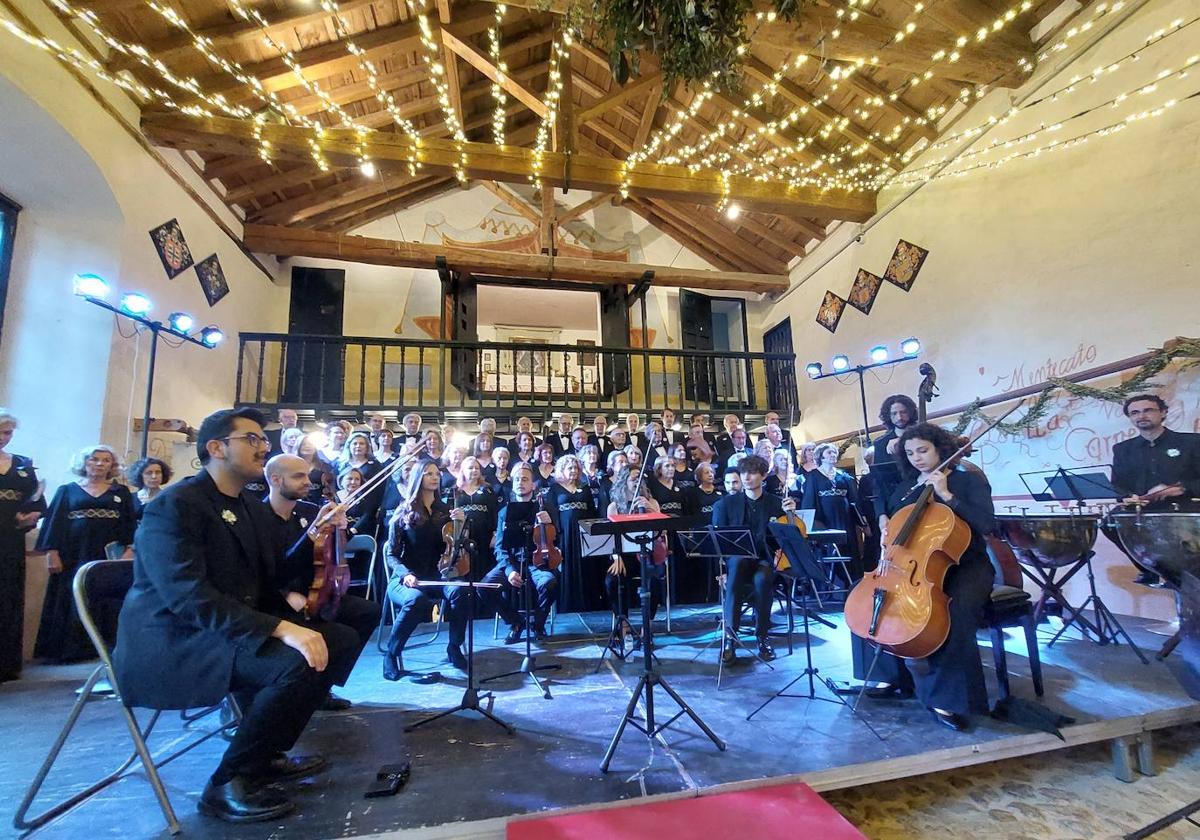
[217,623,359,781]
[724,556,775,639]
[0,542,25,679]
[386,581,467,652]
[308,595,380,686]
[605,560,664,620]
[482,563,558,630]
[850,555,995,715]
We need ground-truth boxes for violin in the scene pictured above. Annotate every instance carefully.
[438,509,474,580]
[844,402,1021,659]
[530,494,563,571]
[306,516,351,621]
[772,409,805,573]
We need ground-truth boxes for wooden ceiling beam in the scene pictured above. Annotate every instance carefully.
[324,180,462,232]
[577,72,662,125]
[441,28,547,118]
[631,85,662,151]
[223,163,324,205]
[834,65,938,141]
[243,223,791,293]
[645,198,789,275]
[251,174,395,225]
[732,213,809,257]
[480,181,540,223]
[622,200,743,273]
[307,175,451,228]
[143,111,876,220]
[557,192,614,224]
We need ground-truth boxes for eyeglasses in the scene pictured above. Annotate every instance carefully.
[222,433,269,448]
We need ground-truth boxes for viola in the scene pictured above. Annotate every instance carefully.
[438,510,474,580]
[306,518,351,621]
[772,506,807,573]
[531,494,563,571]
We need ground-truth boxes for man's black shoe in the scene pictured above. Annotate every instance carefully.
[249,753,328,782]
[720,636,736,665]
[319,692,351,712]
[446,643,468,671]
[533,623,548,641]
[1134,571,1163,587]
[198,776,294,823]
[383,654,404,681]
[504,623,524,645]
[757,638,776,662]
[930,708,968,732]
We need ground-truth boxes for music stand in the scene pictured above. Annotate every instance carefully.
[744,524,882,739]
[580,530,638,665]
[677,526,775,688]
[582,516,726,772]
[1018,465,1118,504]
[480,502,562,699]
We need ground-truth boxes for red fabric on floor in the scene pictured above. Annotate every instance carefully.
[508,781,866,839]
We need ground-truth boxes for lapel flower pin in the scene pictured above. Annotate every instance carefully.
[300,517,309,528]
[221,509,238,525]
[1167,448,1181,457]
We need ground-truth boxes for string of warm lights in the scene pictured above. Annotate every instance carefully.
[407,0,468,183]
[619,81,715,199]
[900,15,1199,164]
[530,25,570,189]
[489,3,508,146]
[318,0,423,175]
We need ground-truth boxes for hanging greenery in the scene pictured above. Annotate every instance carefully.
[585,0,810,90]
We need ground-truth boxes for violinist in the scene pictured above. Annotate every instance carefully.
[263,456,381,712]
[547,454,598,612]
[850,422,996,732]
[711,455,795,664]
[482,462,559,643]
[605,465,665,633]
[454,456,499,579]
[383,462,470,679]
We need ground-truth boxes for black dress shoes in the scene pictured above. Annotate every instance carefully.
[757,638,777,662]
[533,623,548,641]
[251,753,328,782]
[198,776,294,823]
[383,654,404,681]
[720,636,736,665]
[504,623,524,644]
[319,691,352,712]
[446,643,468,671]
[930,708,968,731]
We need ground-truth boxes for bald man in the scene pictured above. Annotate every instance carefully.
[260,455,381,711]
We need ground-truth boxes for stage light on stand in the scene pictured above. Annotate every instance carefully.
[73,273,111,299]
[901,337,921,356]
[168,312,194,333]
[805,362,823,378]
[200,326,224,347]
[120,292,153,316]
[870,344,889,363]
[831,354,850,372]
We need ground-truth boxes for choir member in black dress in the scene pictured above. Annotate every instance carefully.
[0,412,46,681]
[484,446,512,497]
[511,430,538,466]
[321,421,352,465]
[670,443,694,488]
[482,463,560,643]
[298,434,335,504]
[546,454,598,612]
[334,467,378,537]
[473,418,507,456]
[802,442,864,579]
[534,442,557,492]
[472,432,495,470]
[266,408,300,454]
[604,465,665,625]
[579,444,606,511]
[711,455,796,664]
[35,445,136,662]
[797,441,819,497]
[383,461,469,678]
[262,455,382,712]
[128,457,173,521]
[763,449,793,497]
[506,417,541,457]
[870,394,918,534]
[688,463,724,521]
[374,428,397,465]
[454,456,500,580]
[339,431,381,497]
[849,423,997,731]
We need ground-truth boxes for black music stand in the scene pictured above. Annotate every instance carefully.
[480,503,562,699]
[580,529,640,667]
[585,517,726,772]
[677,526,775,687]
[1018,465,1118,504]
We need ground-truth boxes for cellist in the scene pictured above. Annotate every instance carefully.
[261,455,381,711]
[849,422,996,732]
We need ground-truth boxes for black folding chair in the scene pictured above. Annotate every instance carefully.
[13,559,240,835]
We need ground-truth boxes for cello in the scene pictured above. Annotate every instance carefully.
[844,402,1022,659]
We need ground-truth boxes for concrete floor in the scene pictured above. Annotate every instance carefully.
[1,603,1193,839]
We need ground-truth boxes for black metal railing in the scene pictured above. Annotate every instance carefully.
[236,332,798,420]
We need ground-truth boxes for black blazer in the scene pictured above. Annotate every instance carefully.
[113,471,282,710]
[711,491,784,562]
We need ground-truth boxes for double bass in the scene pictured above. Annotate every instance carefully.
[844,403,1021,659]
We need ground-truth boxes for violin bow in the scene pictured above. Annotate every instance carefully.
[311,447,425,530]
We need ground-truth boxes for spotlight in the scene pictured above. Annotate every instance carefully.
[72,273,111,299]
[725,203,742,220]
[831,354,850,372]
[199,326,224,347]
[901,337,921,356]
[360,160,377,178]
[805,362,823,378]
[869,344,889,363]
[119,292,153,316]
[168,312,194,333]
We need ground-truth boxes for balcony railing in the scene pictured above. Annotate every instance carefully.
[236,333,798,420]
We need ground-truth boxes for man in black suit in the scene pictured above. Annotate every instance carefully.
[588,414,612,458]
[265,408,300,454]
[714,413,742,463]
[691,413,719,451]
[547,412,576,457]
[395,412,423,450]
[711,455,796,664]
[870,394,918,531]
[659,407,681,446]
[260,454,382,711]
[113,408,359,823]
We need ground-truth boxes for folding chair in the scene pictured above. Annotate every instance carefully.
[345,533,377,593]
[375,561,446,653]
[13,560,240,835]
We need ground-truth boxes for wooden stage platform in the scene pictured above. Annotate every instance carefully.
[2,603,1196,839]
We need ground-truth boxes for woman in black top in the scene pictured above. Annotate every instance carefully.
[383,461,468,679]
[335,467,378,536]
[605,465,665,626]
[578,444,606,512]
[0,412,46,680]
[851,423,997,731]
[483,446,512,499]
[454,456,500,580]
[298,434,335,504]
[670,443,695,488]
[533,443,557,493]
[802,442,863,580]
[127,457,173,521]
[648,455,701,604]
[36,445,136,662]
[688,463,724,522]
[546,454,598,612]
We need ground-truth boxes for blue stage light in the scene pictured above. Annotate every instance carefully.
[831,354,850,372]
[119,292,153,316]
[869,345,889,363]
[901,337,921,356]
[168,312,195,333]
[72,273,111,299]
[805,362,823,379]
[200,327,224,347]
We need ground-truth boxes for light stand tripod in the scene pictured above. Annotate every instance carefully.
[601,532,726,772]
[404,567,511,733]
[481,506,561,699]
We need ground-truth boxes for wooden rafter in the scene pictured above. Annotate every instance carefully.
[480,181,540,222]
[622,200,742,274]
[325,180,462,232]
[141,111,877,220]
[644,199,789,275]
[441,28,547,118]
[557,192,613,224]
[242,224,791,293]
[576,72,662,124]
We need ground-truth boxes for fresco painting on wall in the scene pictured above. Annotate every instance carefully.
[148,218,193,278]
[815,291,847,333]
[848,269,884,314]
[883,239,929,291]
[195,253,229,307]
